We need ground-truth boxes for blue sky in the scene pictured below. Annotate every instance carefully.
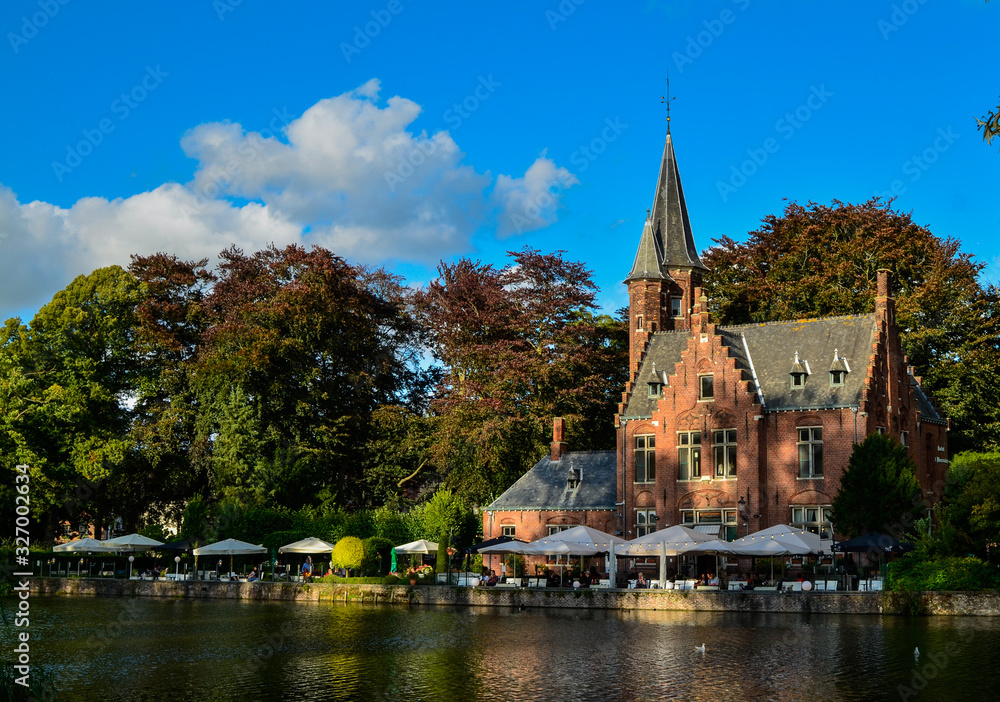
[1,0,997,323]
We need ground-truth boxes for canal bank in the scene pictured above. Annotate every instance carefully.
[27,577,1000,616]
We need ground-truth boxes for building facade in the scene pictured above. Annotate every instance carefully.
[486,128,949,550]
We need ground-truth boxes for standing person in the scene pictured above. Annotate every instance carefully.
[301,556,313,581]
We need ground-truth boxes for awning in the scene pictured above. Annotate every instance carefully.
[693,525,721,536]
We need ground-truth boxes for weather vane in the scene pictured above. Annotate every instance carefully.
[661,73,674,134]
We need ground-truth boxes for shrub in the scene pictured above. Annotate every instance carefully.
[887,555,1000,591]
[331,536,365,575]
[383,574,401,585]
[362,537,394,577]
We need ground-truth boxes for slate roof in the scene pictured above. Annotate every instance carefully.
[626,216,669,282]
[912,378,946,424]
[650,133,707,272]
[623,314,881,417]
[485,450,617,511]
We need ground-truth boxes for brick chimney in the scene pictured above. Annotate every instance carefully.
[551,417,567,461]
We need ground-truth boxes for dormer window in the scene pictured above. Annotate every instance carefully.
[567,467,581,490]
[829,348,850,387]
[645,362,665,398]
[789,352,810,388]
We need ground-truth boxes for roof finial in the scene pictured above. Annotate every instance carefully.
[646,207,650,219]
[661,72,674,134]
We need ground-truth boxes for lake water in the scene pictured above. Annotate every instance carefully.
[6,595,1000,701]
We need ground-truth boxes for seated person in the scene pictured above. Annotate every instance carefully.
[636,572,647,588]
[708,573,719,586]
[486,570,499,586]
[247,567,259,582]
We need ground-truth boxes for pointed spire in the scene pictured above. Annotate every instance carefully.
[649,133,707,272]
[625,209,671,282]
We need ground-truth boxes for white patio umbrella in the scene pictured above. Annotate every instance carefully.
[102,533,164,552]
[617,525,718,585]
[732,524,824,554]
[278,537,337,553]
[522,539,603,584]
[539,525,623,586]
[393,539,439,554]
[53,537,117,553]
[193,538,267,576]
[729,537,802,583]
[479,540,533,580]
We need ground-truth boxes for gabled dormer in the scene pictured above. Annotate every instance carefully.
[829,348,850,387]
[644,361,667,398]
[789,351,810,388]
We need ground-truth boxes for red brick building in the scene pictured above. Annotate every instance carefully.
[485,128,949,552]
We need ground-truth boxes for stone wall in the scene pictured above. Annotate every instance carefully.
[28,578,1000,616]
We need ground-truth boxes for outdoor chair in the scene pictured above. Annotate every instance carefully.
[789,582,802,592]
[871,580,883,591]
[728,582,743,591]
[826,580,838,591]
[528,578,540,587]
[814,581,826,591]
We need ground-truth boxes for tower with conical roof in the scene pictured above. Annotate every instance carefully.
[625,128,707,374]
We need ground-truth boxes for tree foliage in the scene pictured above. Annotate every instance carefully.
[331,536,365,572]
[702,198,1000,453]
[831,433,924,539]
[415,247,627,502]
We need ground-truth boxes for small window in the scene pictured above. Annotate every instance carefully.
[791,373,805,387]
[501,525,515,537]
[636,510,657,537]
[901,431,909,447]
[647,383,661,398]
[876,426,886,435]
[798,427,823,477]
[635,434,656,483]
[636,315,644,330]
[713,429,737,478]
[670,297,683,318]
[699,375,714,400]
[678,431,702,480]
[830,370,845,386]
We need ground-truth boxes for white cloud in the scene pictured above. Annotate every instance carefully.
[492,152,579,237]
[0,79,576,317]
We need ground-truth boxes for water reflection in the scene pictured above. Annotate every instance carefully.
[3,596,997,701]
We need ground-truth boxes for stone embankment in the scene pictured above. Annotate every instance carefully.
[28,578,1000,616]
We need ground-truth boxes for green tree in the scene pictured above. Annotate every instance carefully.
[0,266,144,540]
[415,248,627,502]
[702,198,1000,453]
[331,536,365,575]
[939,451,1000,561]
[831,433,924,538]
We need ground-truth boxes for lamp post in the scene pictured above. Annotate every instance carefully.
[78,558,83,578]
[128,555,134,579]
[174,555,181,579]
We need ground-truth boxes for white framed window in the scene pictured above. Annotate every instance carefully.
[635,434,656,483]
[670,297,683,318]
[791,505,833,540]
[678,431,701,480]
[876,426,886,435]
[699,374,714,400]
[647,382,661,398]
[680,509,738,541]
[830,370,846,386]
[501,525,515,537]
[901,431,909,447]
[713,429,737,478]
[636,314,644,331]
[798,427,823,477]
[636,510,656,537]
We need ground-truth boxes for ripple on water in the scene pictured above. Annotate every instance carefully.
[6,597,999,701]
